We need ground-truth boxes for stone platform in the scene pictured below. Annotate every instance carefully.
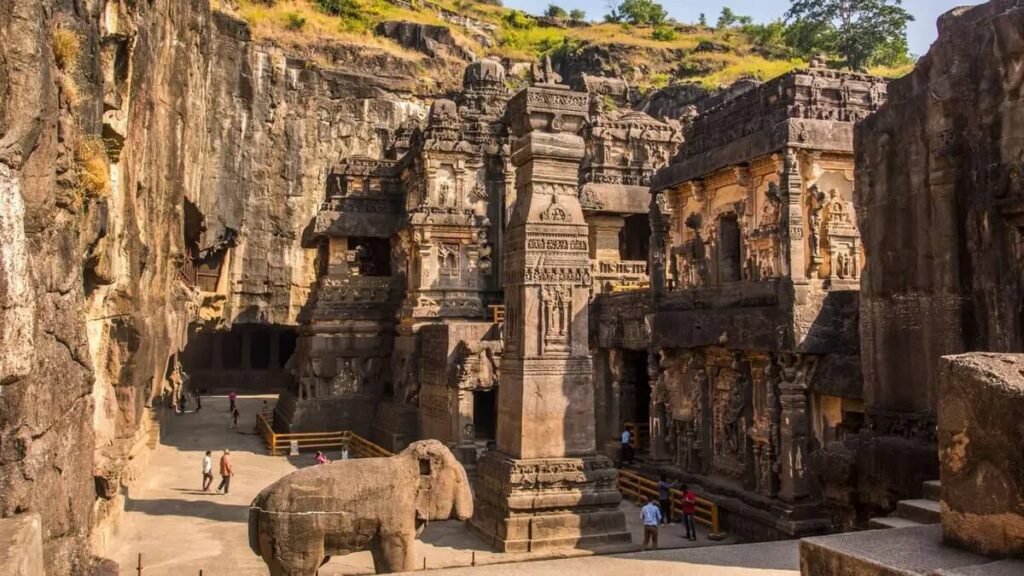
[800,525,1024,576]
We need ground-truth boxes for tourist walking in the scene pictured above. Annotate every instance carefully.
[201,451,213,491]
[228,390,238,413]
[315,451,328,465]
[681,484,698,541]
[194,389,202,412]
[179,391,188,413]
[657,473,679,525]
[640,497,662,551]
[231,407,240,430]
[620,426,634,466]
[217,449,233,494]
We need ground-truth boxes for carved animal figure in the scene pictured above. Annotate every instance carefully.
[249,440,473,575]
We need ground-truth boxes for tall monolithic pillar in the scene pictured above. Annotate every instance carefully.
[469,81,630,552]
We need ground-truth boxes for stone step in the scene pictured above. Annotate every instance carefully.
[923,480,941,502]
[896,498,941,524]
[868,516,923,530]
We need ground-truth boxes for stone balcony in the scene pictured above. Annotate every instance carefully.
[309,275,398,321]
[592,259,648,294]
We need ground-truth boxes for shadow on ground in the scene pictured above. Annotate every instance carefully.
[124,497,250,523]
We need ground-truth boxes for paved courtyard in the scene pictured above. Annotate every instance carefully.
[110,394,793,575]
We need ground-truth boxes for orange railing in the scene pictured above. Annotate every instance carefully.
[489,305,506,323]
[617,469,726,540]
[256,413,394,458]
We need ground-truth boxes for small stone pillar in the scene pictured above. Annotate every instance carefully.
[778,354,815,505]
[588,215,626,261]
[469,81,630,552]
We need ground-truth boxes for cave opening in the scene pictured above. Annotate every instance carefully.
[179,325,299,393]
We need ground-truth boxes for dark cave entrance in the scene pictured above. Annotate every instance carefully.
[180,325,298,393]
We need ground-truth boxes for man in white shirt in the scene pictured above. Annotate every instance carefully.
[202,451,213,492]
[640,498,662,551]
[620,427,634,466]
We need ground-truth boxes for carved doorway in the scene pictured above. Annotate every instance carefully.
[473,389,497,441]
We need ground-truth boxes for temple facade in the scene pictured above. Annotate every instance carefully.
[275,60,680,473]
[630,65,889,539]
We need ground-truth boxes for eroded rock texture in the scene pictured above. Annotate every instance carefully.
[855,0,1024,438]
[938,353,1024,558]
[0,0,440,571]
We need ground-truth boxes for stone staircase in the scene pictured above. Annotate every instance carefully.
[868,480,941,529]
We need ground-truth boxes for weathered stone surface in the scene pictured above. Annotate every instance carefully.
[248,440,472,575]
[855,0,1024,434]
[640,66,881,538]
[0,514,44,576]
[938,353,1024,558]
[800,525,1024,576]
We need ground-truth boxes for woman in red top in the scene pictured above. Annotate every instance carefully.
[681,484,698,541]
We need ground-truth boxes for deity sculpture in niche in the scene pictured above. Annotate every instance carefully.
[807,186,825,266]
[711,364,748,480]
[540,284,571,353]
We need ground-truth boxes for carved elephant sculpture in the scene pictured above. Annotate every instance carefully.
[248,440,473,575]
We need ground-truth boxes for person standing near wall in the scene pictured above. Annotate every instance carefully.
[681,484,698,541]
[657,473,679,525]
[620,427,634,466]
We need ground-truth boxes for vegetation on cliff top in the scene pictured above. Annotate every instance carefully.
[224,0,912,93]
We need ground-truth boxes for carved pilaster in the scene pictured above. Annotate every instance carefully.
[649,189,673,297]
[777,353,816,504]
[782,150,805,281]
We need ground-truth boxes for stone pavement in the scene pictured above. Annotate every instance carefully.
[402,541,800,575]
[110,394,753,576]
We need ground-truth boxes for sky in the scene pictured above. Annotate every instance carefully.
[503,0,985,56]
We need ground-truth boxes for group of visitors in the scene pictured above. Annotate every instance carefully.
[202,449,234,494]
[640,474,700,551]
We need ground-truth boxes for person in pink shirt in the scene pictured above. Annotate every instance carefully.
[228,390,237,413]
[315,451,328,465]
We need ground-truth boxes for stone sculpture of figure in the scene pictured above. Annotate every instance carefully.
[808,186,825,260]
[530,55,562,85]
[249,440,473,575]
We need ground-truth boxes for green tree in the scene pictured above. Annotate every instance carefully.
[545,4,568,18]
[616,0,668,26]
[698,13,707,27]
[786,0,913,69]
[569,8,586,22]
[717,7,752,29]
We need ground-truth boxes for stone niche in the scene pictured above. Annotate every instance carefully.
[938,353,1024,558]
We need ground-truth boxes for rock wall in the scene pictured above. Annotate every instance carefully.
[0,0,437,571]
[855,0,1024,431]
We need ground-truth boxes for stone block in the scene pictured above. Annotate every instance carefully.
[0,514,44,576]
[800,524,1024,576]
[938,353,1024,558]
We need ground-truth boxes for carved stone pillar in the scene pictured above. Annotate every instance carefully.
[777,353,815,504]
[649,189,672,297]
[782,150,805,282]
[470,82,629,552]
[647,347,672,461]
[608,348,635,435]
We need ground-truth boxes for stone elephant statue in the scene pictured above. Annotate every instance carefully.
[248,440,473,575]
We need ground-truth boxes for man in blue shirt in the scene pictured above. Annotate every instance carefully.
[620,427,634,466]
[640,497,662,551]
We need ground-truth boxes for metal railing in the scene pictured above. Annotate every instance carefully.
[617,469,727,540]
[256,413,393,458]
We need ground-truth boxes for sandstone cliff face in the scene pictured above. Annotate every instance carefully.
[1,0,431,571]
[855,0,1024,428]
